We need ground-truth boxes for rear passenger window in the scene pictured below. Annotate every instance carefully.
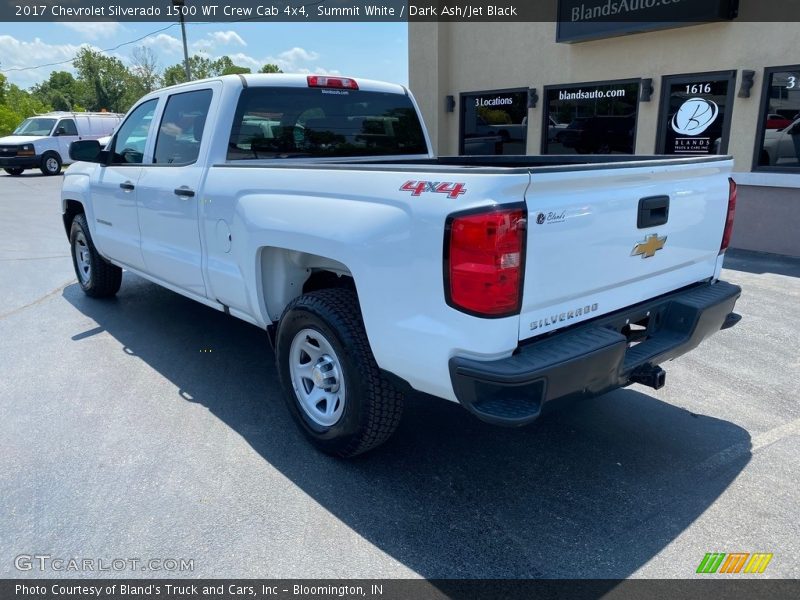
[154,89,213,166]
[227,87,427,159]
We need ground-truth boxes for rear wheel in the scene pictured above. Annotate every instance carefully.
[276,288,404,457]
[3,168,24,176]
[40,152,62,176]
[69,213,122,298]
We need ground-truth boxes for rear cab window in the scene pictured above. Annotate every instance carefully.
[227,87,428,160]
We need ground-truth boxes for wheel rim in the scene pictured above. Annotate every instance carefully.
[289,328,346,427]
[74,230,92,284]
[46,157,59,173]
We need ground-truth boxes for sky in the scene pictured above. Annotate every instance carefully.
[0,21,409,89]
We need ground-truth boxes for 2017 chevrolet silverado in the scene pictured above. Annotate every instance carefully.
[62,74,741,457]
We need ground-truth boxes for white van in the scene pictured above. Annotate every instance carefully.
[0,112,123,176]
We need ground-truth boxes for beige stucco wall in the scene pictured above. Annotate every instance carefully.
[409,21,800,171]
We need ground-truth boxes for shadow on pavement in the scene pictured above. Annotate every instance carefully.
[64,275,751,579]
[724,249,800,277]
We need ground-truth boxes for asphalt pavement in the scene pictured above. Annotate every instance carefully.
[0,171,798,579]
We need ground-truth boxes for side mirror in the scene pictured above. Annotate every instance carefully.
[790,123,800,135]
[69,140,104,163]
[55,127,67,136]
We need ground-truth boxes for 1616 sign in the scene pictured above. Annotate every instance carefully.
[659,75,734,156]
[685,83,713,94]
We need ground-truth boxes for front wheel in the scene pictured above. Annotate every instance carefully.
[40,152,62,176]
[70,213,122,298]
[276,289,404,457]
[4,168,24,176]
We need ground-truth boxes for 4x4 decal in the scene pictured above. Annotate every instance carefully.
[400,180,467,199]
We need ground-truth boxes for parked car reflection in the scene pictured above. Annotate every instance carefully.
[760,117,800,166]
[560,115,635,154]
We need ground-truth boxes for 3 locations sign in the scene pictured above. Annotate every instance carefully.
[460,89,529,155]
[657,73,735,155]
[556,0,739,43]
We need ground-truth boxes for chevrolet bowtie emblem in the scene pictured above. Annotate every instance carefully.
[632,234,667,258]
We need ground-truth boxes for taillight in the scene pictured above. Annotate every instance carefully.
[307,75,359,90]
[720,177,737,254]
[445,206,526,318]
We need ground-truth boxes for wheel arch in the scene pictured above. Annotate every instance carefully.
[257,247,356,324]
[62,199,85,238]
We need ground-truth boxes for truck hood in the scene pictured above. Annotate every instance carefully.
[0,135,46,145]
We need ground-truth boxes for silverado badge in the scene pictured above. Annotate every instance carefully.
[631,234,667,259]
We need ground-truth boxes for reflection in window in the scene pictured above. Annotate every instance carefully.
[12,118,56,136]
[227,87,427,159]
[154,89,213,166]
[543,82,640,155]
[757,68,800,169]
[111,99,157,165]
[57,119,78,136]
[460,90,528,156]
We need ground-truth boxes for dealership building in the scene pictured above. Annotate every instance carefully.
[409,1,800,256]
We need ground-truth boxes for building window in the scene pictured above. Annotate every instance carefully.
[542,79,640,155]
[755,66,800,170]
[459,89,528,155]
[656,71,736,156]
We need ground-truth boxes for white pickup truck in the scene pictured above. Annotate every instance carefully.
[63,74,741,457]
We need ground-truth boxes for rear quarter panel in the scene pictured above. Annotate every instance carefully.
[201,164,530,401]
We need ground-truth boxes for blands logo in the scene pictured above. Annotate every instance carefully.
[672,98,719,136]
[696,552,773,574]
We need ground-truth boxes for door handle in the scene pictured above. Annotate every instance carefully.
[637,195,669,229]
[174,186,196,198]
[119,181,135,191]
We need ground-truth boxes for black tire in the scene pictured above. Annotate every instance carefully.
[40,152,62,176]
[276,289,404,458]
[4,168,24,176]
[69,213,122,298]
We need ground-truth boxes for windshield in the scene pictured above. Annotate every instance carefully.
[12,118,57,136]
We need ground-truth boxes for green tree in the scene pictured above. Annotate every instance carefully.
[128,46,162,97]
[259,64,283,74]
[0,106,19,136]
[6,83,51,116]
[211,56,251,76]
[163,55,213,86]
[30,71,83,111]
[73,48,134,112]
[0,77,52,136]
[478,107,512,125]
[163,54,254,85]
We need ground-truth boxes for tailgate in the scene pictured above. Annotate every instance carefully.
[519,157,732,341]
